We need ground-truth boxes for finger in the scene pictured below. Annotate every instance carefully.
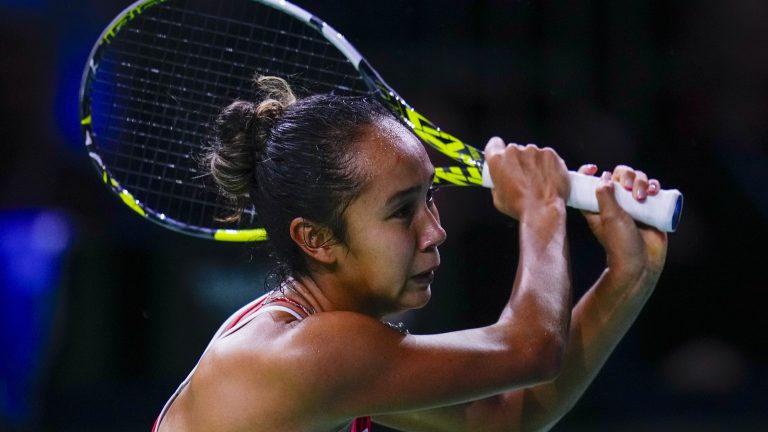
[484,136,505,157]
[611,165,636,191]
[541,146,563,161]
[577,164,598,175]
[539,146,566,169]
[596,171,625,219]
[633,170,649,201]
[648,179,661,195]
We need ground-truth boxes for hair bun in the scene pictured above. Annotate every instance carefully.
[250,76,297,151]
[205,76,297,222]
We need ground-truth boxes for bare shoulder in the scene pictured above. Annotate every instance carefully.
[283,310,405,350]
[247,310,407,379]
[182,310,402,428]
[276,310,412,378]
[208,309,399,367]
[196,309,311,381]
[179,311,319,429]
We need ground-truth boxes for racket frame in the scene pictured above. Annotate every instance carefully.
[81,0,682,242]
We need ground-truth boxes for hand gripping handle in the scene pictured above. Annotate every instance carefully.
[481,164,683,232]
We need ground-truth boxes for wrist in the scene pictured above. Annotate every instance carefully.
[518,200,567,227]
[517,201,568,256]
[604,263,661,295]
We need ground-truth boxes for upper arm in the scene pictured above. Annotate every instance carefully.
[270,311,561,423]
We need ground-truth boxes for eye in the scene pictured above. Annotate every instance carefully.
[390,186,439,220]
[392,203,415,219]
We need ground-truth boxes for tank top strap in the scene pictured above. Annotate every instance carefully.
[221,304,305,337]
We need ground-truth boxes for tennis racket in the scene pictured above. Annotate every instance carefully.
[80,0,683,242]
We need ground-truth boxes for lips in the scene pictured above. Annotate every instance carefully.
[411,265,439,285]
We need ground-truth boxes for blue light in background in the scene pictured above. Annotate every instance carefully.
[54,43,90,154]
[52,1,104,154]
[0,210,72,427]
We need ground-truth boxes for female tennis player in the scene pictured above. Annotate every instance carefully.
[152,77,668,432]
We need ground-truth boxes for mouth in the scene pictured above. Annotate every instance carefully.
[410,265,439,285]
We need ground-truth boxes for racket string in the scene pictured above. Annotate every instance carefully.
[88,0,374,232]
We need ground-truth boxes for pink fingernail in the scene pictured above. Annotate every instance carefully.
[624,179,633,190]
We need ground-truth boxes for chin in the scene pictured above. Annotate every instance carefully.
[401,286,431,311]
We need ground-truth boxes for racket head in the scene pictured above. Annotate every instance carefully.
[81,0,485,241]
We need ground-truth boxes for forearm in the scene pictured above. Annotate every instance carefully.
[515,265,662,430]
[497,202,572,358]
[443,267,659,432]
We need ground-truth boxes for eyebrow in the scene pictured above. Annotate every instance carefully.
[385,185,422,208]
[384,172,436,208]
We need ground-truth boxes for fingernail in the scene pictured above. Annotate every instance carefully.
[601,171,611,182]
[624,179,633,190]
[637,189,646,200]
[649,183,658,192]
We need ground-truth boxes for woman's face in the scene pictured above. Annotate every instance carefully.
[332,117,447,317]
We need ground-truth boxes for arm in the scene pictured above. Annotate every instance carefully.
[514,166,668,430]
[374,165,668,432]
[249,139,573,425]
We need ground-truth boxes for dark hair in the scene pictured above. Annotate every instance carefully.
[204,76,392,282]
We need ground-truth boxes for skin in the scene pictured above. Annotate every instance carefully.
[290,116,447,318]
[158,118,667,432]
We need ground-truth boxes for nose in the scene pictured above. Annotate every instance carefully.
[417,205,447,251]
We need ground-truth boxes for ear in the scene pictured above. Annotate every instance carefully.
[288,217,339,265]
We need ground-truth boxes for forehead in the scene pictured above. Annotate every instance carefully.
[346,118,434,208]
[355,117,432,187]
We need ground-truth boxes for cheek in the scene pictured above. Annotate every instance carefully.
[370,228,413,263]
[345,223,388,258]
[342,209,417,280]
[359,226,416,279]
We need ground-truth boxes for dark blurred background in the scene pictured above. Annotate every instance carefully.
[1,0,766,431]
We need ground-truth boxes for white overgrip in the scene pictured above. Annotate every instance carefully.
[480,163,683,232]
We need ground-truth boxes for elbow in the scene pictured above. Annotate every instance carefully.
[528,331,566,383]
[493,318,568,385]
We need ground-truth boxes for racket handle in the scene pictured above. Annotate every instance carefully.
[480,164,683,232]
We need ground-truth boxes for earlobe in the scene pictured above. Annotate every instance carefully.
[288,217,338,264]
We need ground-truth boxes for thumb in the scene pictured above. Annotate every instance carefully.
[595,171,626,220]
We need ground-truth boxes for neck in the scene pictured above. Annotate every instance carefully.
[287,273,390,319]
[281,275,329,314]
